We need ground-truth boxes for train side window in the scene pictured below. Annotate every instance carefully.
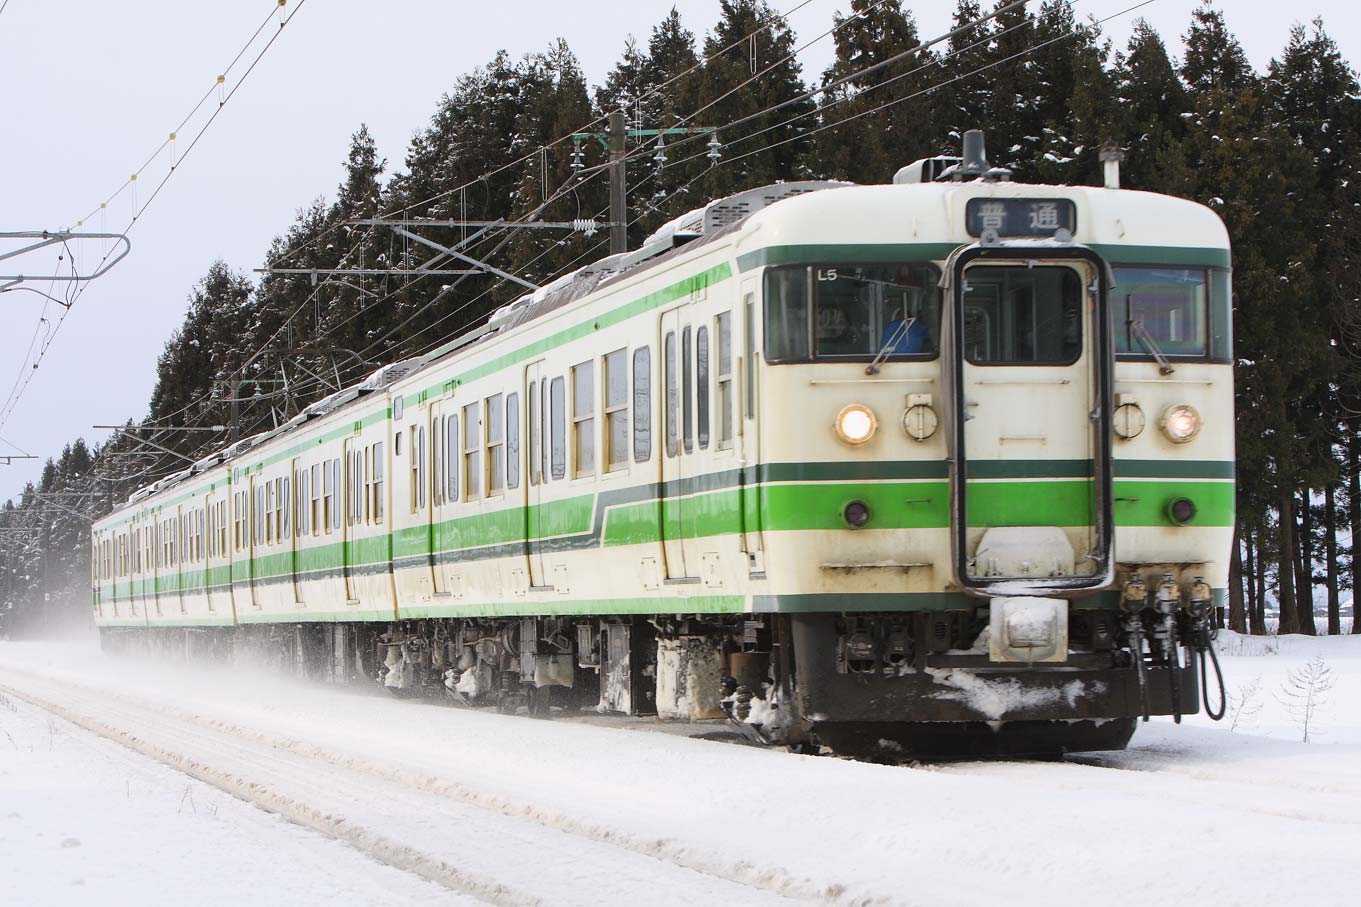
[744,296,755,419]
[298,469,309,537]
[310,465,321,536]
[572,361,595,478]
[682,326,694,453]
[550,377,566,480]
[528,381,540,486]
[346,453,354,526]
[282,476,291,539]
[664,331,678,457]
[604,349,628,472]
[362,446,372,524]
[408,427,419,512]
[716,312,734,448]
[542,379,551,481]
[697,325,710,450]
[506,393,520,489]
[419,427,428,509]
[464,401,482,499]
[372,442,385,524]
[445,415,459,502]
[276,478,285,543]
[322,462,333,533]
[633,346,651,463]
[486,393,505,494]
[433,417,444,507]
[265,482,275,545]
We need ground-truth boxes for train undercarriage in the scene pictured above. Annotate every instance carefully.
[99,592,1223,759]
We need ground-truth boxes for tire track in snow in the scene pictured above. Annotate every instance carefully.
[0,681,541,907]
[0,669,855,907]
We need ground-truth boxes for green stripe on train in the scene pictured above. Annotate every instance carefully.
[108,478,1234,594]
[736,242,1232,272]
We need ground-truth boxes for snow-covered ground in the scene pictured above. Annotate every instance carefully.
[0,685,454,906]
[1,633,1358,907]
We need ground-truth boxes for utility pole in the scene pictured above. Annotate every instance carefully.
[608,111,628,256]
[573,120,721,257]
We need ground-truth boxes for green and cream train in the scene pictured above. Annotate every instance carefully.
[93,133,1232,756]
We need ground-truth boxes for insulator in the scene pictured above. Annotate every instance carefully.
[572,219,599,237]
[654,133,667,167]
[707,134,722,163]
[569,143,584,172]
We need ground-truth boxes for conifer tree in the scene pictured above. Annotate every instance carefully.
[1111,20,1189,193]
[935,1,995,154]
[809,0,936,184]
[692,0,814,200]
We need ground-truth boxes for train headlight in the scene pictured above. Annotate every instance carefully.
[834,404,878,446]
[1159,404,1201,443]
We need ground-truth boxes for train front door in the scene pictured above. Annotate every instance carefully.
[949,251,1113,593]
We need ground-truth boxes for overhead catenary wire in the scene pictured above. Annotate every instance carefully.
[267,0,828,275]
[647,0,1151,179]
[115,0,1052,439]
[19,0,1135,513]
[237,0,910,394]
[134,0,875,443]
[606,0,1036,175]
[0,0,310,436]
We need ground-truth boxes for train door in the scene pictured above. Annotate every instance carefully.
[738,278,766,574]
[659,306,691,579]
[152,514,163,615]
[949,252,1113,592]
[202,498,215,613]
[288,460,302,604]
[342,438,357,602]
[248,477,262,608]
[525,361,549,586]
[174,505,186,614]
[427,403,447,595]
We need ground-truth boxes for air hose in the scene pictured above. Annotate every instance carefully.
[1200,636,1226,721]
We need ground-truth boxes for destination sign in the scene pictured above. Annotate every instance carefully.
[965,197,1077,238]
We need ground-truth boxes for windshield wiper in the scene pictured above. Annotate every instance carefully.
[1127,298,1174,375]
[866,317,916,376]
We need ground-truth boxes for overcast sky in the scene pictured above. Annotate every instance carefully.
[3,0,1358,501]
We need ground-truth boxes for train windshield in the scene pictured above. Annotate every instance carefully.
[764,264,940,362]
[1112,267,1209,358]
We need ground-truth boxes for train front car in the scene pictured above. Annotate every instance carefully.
[752,135,1232,756]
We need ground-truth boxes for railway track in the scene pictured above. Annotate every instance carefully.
[0,666,852,907]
